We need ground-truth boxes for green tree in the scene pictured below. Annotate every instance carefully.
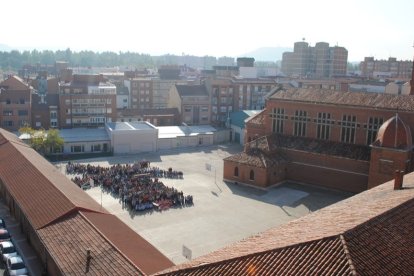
[44,129,64,153]
[18,126,64,155]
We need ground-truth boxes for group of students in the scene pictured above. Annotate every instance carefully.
[66,161,193,212]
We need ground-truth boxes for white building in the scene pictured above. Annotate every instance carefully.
[106,122,158,154]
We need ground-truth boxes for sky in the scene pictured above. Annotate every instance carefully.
[1,0,413,61]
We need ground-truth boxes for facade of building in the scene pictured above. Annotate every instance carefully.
[232,77,277,110]
[117,108,179,126]
[59,74,117,128]
[0,76,32,131]
[281,41,348,78]
[360,57,413,79]
[168,84,211,125]
[228,110,260,144]
[204,78,237,126]
[106,122,158,154]
[224,88,414,193]
[31,94,59,129]
[124,78,153,110]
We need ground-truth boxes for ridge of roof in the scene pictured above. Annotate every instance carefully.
[157,235,353,275]
[270,88,414,112]
[78,211,145,275]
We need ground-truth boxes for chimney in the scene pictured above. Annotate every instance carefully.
[85,249,92,273]
[394,170,404,190]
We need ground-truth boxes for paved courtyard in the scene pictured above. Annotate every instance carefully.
[57,144,351,264]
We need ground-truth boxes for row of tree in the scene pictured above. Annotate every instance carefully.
[0,49,157,70]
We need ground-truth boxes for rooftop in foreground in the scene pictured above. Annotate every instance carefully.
[158,170,414,275]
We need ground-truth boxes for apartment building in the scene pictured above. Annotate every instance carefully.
[232,77,277,110]
[360,57,413,79]
[123,78,153,110]
[0,76,32,131]
[168,84,210,125]
[281,41,348,77]
[59,74,116,128]
[204,78,237,126]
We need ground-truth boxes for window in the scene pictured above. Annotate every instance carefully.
[71,145,84,153]
[201,106,208,112]
[340,115,357,144]
[366,117,383,145]
[2,121,13,127]
[316,112,331,140]
[91,144,101,152]
[249,170,255,180]
[50,111,57,119]
[18,110,28,116]
[234,167,239,177]
[293,110,308,137]
[220,106,227,113]
[50,121,57,128]
[5,99,10,104]
[3,110,12,116]
[270,108,285,134]
[184,107,192,112]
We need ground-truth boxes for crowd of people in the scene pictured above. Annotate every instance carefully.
[66,161,193,212]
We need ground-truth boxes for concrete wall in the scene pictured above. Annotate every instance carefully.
[112,130,158,154]
[158,134,214,150]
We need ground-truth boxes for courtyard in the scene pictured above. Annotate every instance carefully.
[57,143,351,264]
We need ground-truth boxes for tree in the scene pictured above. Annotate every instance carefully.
[44,129,64,153]
[18,126,64,155]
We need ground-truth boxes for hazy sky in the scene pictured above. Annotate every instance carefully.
[2,0,413,61]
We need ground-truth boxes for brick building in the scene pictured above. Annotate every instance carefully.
[117,107,179,126]
[223,87,414,192]
[0,76,32,131]
[59,74,117,128]
[360,56,413,79]
[31,94,59,129]
[282,41,348,78]
[124,78,153,110]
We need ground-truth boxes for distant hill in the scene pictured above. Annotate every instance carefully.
[240,47,292,62]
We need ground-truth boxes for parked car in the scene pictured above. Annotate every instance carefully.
[0,218,6,229]
[0,229,10,242]
[6,255,28,275]
[0,241,18,262]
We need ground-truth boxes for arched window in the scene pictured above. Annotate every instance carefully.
[234,167,239,177]
[249,170,255,180]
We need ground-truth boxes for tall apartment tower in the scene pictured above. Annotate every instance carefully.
[281,41,348,78]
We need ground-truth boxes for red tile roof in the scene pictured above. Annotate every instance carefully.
[0,129,106,230]
[245,109,266,125]
[158,171,414,275]
[0,75,31,90]
[37,212,143,275]
[83,211,174,275]
[0,128,174,275]
[270,87,414,112]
